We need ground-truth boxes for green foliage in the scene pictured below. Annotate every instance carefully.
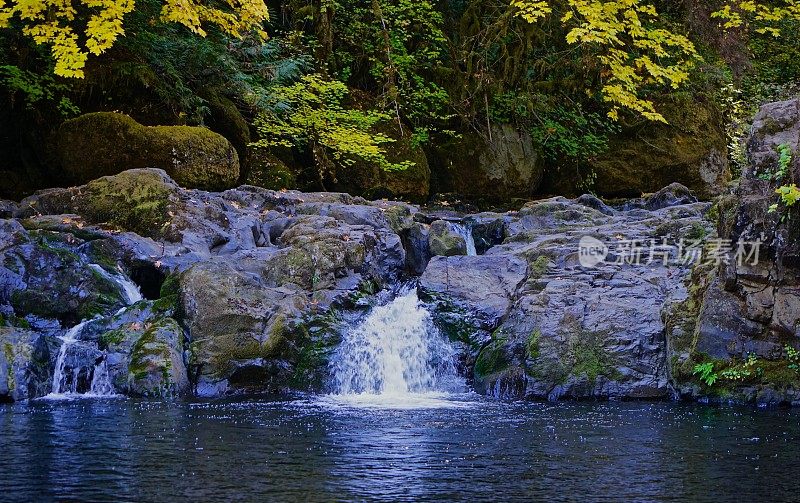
[787,345,800,373]
[530,102,619,162]
[0,64,79,117]
[253,74,413,180]
[693,361,718,386]
[526,329,541,360]
[321,0,452,131]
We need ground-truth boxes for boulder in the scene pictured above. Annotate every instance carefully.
[428,124,544,200]
[16,169,181,239]
[57,112,239,190]
[98,310,190,398]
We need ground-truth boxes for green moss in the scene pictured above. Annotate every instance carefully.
[99,328,127,348]
[566,328,621,383]
[475,331,510,379]
[684,222,707,241]
[58,112,239,191]
[526,329,541,360]
[83,170,176,238]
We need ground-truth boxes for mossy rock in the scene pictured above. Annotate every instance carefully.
[427,220,467,257]
[57,112,239,190]
[542,95,730,200]
[245,147,298,190]
[17,169,180,239]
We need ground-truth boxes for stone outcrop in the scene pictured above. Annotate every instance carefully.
[681,98,800,405]
[428,124,544,200]
[541,96,730,200]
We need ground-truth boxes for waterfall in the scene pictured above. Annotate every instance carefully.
[330,286,463,404]
[46,264,141,399]
[50,319,93,396]
[88,264,143,305]
[452,222,477,256]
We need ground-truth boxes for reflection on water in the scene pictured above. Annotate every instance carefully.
[2,397,800,501]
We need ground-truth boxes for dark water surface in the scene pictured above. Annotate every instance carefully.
[1,395,798,502]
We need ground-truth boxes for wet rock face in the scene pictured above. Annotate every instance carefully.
[421,186,712,400]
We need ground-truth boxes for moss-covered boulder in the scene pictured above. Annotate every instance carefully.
[542,95,730,199]
[428,124,544,200]
[427,220,467,257]
[57,112,239,190]
[16,169,180,239]
[100,315,189,398]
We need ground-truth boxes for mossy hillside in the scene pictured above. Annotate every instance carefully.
[57,112,239,191]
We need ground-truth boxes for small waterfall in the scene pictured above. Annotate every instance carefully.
[330,286,463,403]
[46,264,141,399]
[88,264,143,305]
[50,319,93,396]
[88,358,115,396]
[452,222,477,256]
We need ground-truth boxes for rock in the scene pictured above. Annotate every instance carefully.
[644,183,698,210]
[403,222,432,275]
[16,169,181,239]
[99,312,189,398]
[428,124,544,200]
[0,200,16,218]
[420,188,710,400]
[427,220,467,257]
[57,112,240,190]
[420,254,528,330]
[0,223,130,324]
[686,98,800,404]
[542,96,730,200]
[576,194,615,215]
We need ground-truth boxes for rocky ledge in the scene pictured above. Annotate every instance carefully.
[1,99,799,406]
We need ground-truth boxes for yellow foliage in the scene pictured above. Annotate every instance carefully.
[713,1,800,37]
[512,0,698,122]
[0,0,269,78]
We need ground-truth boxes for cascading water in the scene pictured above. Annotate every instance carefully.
[46,264,142,398]
[452,222,477,256]
[329,286,465,407]
[88,264,143,305]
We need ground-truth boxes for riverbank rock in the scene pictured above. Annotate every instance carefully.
[421,187,713,400]
[57,112,239,191]
[681,98,800,405]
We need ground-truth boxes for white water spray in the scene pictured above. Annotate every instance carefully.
[88,264,143,305]
[50,319,92,396]
[330,286,463,406]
